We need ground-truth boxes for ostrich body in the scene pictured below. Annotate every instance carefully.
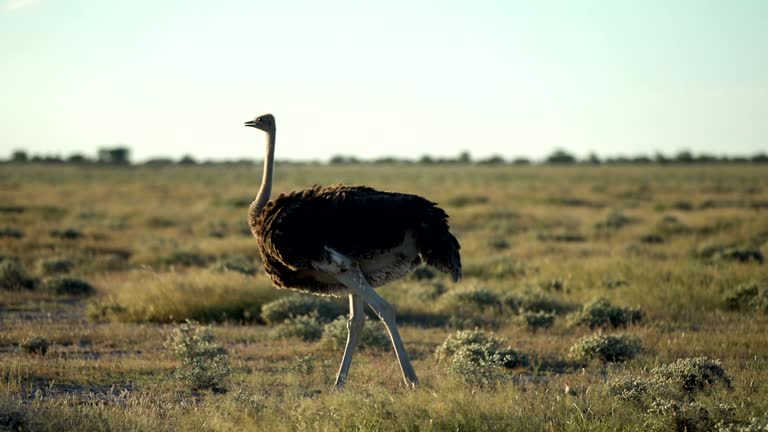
[245,114,461,388]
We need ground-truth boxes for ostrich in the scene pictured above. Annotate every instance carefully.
[245,114,461,388]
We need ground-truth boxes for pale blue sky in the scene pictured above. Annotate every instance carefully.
[1,0,766,161]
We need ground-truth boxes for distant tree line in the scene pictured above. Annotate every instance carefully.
[4,146,767,166]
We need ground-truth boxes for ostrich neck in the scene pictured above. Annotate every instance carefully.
[250,130,275,221]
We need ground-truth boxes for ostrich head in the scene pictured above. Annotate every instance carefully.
[245,114,276,133]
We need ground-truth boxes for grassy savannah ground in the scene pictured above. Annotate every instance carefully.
[1,163,767,431]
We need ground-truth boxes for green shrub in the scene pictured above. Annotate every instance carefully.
[165,321,231,391]
[647,399,715,432]
[320,316,390,351]
[42,276,94,296]
[36,257,74,275]
[607,376,649,404]
[568,333,642,363]
[261,294,346,325]
[210,255,258,276]
[269,314,324,341]
[19,336,50,356]
[435,330,528,368]
[651,357,731,395]
[724,282,768,313]
[438,287,501,314]
[519,311,555,332]
[571,298,645,328]
[0,259,36,291]
[435,330,528,386]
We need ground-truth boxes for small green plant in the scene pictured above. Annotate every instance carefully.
[568,333,642,363]
[261,294,345,325]
[519,311,555,332]
[36,257,75,275]
[19,336,50,356]
[165,321,231,391]
[607,375,649,404]
[0,259,36,291]
[320,316,390,351]
[269,313,324,341]
[210,255,258,276]
[724,282,768,313]
[42,276,94,296]
[651,357,731,395]
[289,354,317,376]
[571,298,645,328]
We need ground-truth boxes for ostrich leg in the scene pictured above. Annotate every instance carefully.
[318,247,419,388]
[334,293,365,389]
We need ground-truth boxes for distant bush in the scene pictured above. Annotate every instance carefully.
[503,290,574,315]
[165,321,231,391]
[210,255,258,276]
[410,265,436,281]
[568,333,642,363]
[269,314,324,342]
[49,228,83,240]
[519,311,555,332]
[36,257,74,275]
[19,336,50,356]
[0,259,36,291]
[438,287,501,314]
[595,210,637,231]
[640,234,665,244]
[320,316,390,351]
[0,227,24,238]
[410,281,446,302]
[261,294,346,325]
[463,257,529,279]
[652,357,731,395]
[724,282,768,313]
[694,243,764,264]
[445,195,489,208]
[42,276,94,296]
[571,298,645,328]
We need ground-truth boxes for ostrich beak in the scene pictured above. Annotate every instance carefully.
[244,120,257,127]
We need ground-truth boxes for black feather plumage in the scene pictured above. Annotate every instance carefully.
[250,185,461,296]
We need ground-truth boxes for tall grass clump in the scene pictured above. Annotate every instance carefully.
[165,320,231,391]
[93,269,282,323]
